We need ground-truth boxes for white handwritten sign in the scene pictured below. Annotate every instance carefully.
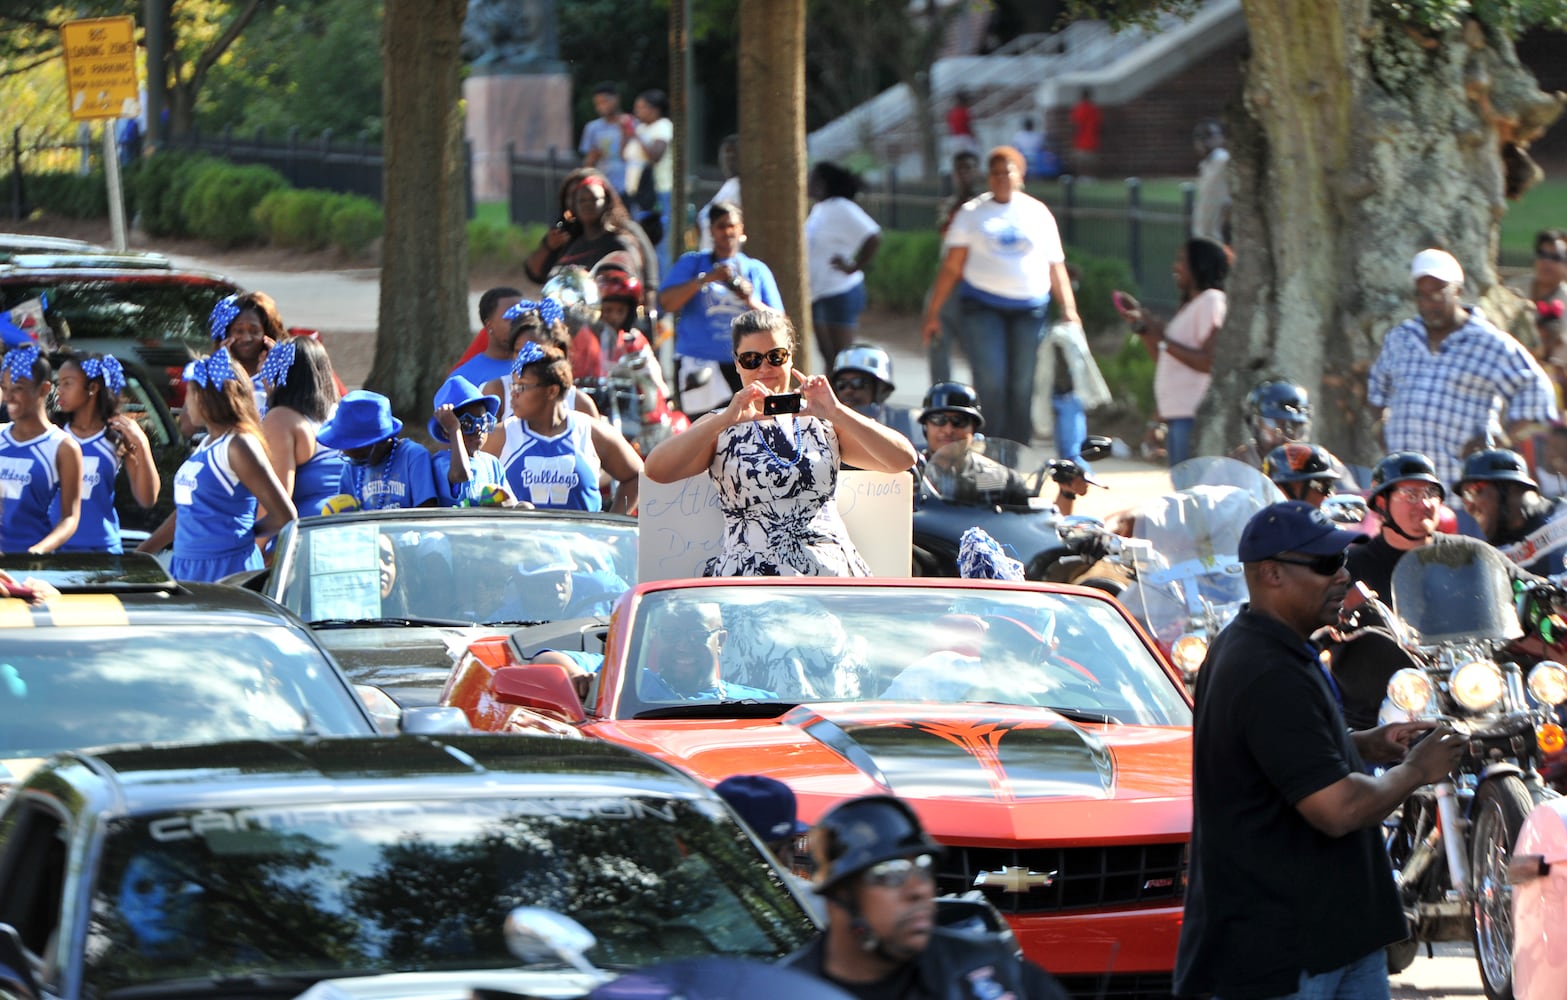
[638,470,912,581]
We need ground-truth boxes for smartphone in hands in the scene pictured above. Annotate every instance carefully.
[763,392,803,415]
[1112,290,1139,313]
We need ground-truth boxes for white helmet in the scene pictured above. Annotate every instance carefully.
[541,266,600,330]
[831,343,894,395]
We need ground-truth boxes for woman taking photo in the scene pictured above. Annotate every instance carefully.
[643,309,917,577]
[53,352,159,552]
[805,162,881,364]
[0,345,82,554]
[524,169,654,291]
[921,145,1080,445]
[138,348,297,581]
[258,337,345,519]
[1113,237,1230,466]
[481,342,642,513]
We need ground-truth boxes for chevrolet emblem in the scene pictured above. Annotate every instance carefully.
[973,866,1057,893]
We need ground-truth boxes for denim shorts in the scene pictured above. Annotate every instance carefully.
[812,282,867,327]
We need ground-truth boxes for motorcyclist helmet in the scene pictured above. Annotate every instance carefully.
[1244,378,1311,443]
[810,795,945,892]
[595,270,643,306]
[541,266,600,330]
[1456,448,1538,492]
[832,344,895,400]
[919,381,985,431]
[1262,443,1341,486]
[1368,450,1445,505]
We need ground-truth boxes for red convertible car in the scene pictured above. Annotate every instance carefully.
[442,578,1193,998]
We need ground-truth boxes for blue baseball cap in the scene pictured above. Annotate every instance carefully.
[715,775,809,841]
[1238,500,1368,563]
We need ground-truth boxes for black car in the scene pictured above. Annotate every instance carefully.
[0,734,819,1000]
[0,553,463,795]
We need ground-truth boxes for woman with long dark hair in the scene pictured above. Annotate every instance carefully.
[1113,237,1231,466]
[524,168,653,289]
[0,345,82,553]
[259,337,345,518]
[52,352,159,552]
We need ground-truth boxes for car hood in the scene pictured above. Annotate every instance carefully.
[591,702,1192,840]
[318,626,507,708]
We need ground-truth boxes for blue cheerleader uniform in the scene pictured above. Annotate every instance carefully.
[0,424,71,553]
[497,411,603,511]
[169,432,263,582]
[55,427,124,553]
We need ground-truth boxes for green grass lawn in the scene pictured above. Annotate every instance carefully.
[1500,178,1567,267]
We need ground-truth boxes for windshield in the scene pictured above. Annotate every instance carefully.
[618,585,1190,725]
[0,627,368,756]
[1391,536,1522,644]
[923,438,1046,507]
[84,795,814,995]
[275,517,638,626]
[0,276,232,347]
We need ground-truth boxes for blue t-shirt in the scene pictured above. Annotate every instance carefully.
[450,353,513,390]
[662,252,783,362]
[432,449,507,507]
[335,438,437,510]
[0,424,70,553]
[578,118,627,192]
[293,445,347,518]
[56,427,121,553]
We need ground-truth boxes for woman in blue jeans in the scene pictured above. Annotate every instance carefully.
[921,145,1080,443]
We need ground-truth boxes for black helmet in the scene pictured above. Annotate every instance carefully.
[1244,378,1311,441]
[1262,443,1342,485]
[919,381,985,431]
[1369,450,1445,503]
[1457,448,1538,491]
[810,795,945,892]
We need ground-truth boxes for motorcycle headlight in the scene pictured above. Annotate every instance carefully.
[1527,661,1567,707]
[1451,659,1506,712]
[1387,668,1434,714]
[1170,634,1208,675]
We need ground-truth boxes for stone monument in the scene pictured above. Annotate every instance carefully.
[462,0,573,202]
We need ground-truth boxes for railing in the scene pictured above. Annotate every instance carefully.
[163,126,388,202]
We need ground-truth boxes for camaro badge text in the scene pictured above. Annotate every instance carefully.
[973,866,1057,893]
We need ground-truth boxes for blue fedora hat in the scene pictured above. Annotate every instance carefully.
[318,390,402,451]
[429,375,501,443]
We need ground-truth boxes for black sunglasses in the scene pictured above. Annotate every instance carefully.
[1538,249,1567,263]
[924,412,974,429]
[734,348,791,370]
[833,374,874,392]
[1270,550,1348,576]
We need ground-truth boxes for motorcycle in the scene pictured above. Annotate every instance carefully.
[1050,456,1283,686]
[1328,536,1564,999]
[575,327,691,456]
[911,435,1113,580]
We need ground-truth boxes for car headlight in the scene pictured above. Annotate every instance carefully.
[1527,661,1567,707]
[1387,668,1434,714]
[1451,659,1505,712]
[1170,634,1208,674]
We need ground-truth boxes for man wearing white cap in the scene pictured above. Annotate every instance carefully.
[1367,248,1557,485]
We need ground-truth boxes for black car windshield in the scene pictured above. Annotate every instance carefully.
[621,585,1192,726]
[0,276,230,347]
[85,795,814,994]
[275,517,638,627]
[0,627,369,756]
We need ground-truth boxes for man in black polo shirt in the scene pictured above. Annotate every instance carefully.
[1174,501,1464,1000]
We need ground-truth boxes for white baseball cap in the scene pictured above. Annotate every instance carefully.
[1412,248,1464,286]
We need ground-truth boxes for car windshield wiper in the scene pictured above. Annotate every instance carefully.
[482,619,550,627]
[1040,706,1121,725]
[309,616,475,628]
[105,969,384,999]
[633,700,793,720]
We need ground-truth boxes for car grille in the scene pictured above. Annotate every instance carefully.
[1054,972,1175,1000]
[939,843,1186,913]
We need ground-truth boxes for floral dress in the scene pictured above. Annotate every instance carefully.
[703,415,870,577]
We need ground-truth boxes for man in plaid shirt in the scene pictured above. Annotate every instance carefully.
[1368,248,1557,486]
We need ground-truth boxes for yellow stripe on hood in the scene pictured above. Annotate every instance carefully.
[41,594,131,627]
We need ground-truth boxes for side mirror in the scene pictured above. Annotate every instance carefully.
[0,924,41,1000]
[492,664,586,723]
[1079,435,1114,463]
[400,706,472,734]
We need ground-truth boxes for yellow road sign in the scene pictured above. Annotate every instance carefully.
[61,16,139,121]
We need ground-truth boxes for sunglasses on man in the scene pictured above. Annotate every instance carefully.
[924,412,974,429]
[1270,550,1348,576]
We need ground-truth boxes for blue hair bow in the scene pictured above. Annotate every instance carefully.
[209,295,242,342]
[957,527,1025,581]
[186,347,238,389]
[2,345,40,385]
[81,354,126,395]
[511,340,547,379]
[258,340,296,388]
[502,297,565,327]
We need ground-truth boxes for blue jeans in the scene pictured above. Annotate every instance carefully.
[928,288,963,385]
[812,282,867,328]
[1052,391,1087,467]
[956,296,1048,443]
[655,190,672,280]
[1216,948,1389,1000]
[1165,417,1195,467]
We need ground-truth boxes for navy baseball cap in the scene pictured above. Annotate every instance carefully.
[715,775,809,841]
[1238,500,1368,563]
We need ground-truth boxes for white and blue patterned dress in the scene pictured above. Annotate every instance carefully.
[703,414,869,578]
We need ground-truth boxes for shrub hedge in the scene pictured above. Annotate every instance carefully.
[181,162,289,247]
[326,195,383,256]
[7,170,111,219]
[130,151,219,237]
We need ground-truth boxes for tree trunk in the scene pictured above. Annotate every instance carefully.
[372,0,469,430]
[1201,2,1562,469]
[738,0,813,368]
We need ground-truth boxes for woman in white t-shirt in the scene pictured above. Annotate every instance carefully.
[624,89,675,277]
[805,162,882,364]
[920,146,1080,444]
[1112,237,1231,467]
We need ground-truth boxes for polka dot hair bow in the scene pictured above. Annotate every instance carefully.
[209,295,242,342]
[502,297,565,327]
[81,354,127,395]
[259,340,296,388]
[2,344,40,385]
[186,347,238,388]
